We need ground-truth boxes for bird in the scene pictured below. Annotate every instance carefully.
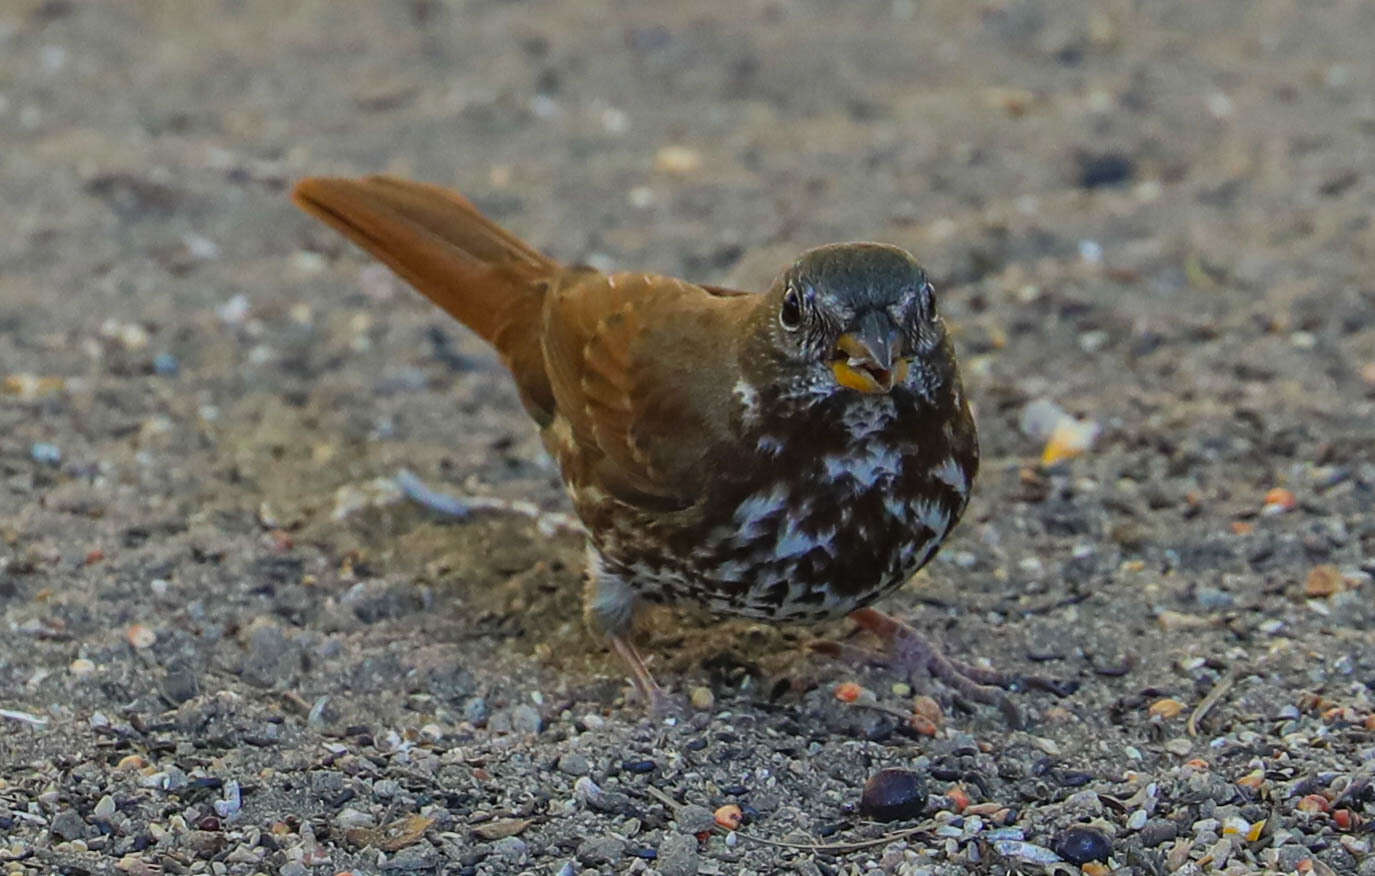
[291,175,1028,722]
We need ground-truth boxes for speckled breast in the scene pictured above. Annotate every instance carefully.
[586,389,977,622]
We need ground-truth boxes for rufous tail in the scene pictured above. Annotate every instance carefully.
[291,175,556,420]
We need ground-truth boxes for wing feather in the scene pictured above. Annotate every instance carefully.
[541,272,753,510]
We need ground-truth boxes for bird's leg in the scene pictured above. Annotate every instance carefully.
[608,634,672,715]
[584,555,674,714]
[848,607,1025,727]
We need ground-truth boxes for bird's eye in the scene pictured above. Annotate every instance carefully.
[779,286,803,330]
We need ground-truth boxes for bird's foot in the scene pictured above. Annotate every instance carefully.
[847,607,1030,728]
[395,469,580,536]
[609,634,681,717]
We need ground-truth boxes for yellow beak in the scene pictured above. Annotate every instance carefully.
[831,331,909,394]
[830,357,910,393]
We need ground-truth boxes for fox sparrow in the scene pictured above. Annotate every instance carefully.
[293,176,1028,722]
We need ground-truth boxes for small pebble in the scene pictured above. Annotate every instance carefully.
[1219,814,1251,837]
[490,836,528,860]
[834,681,864,702]
[30,442,62,465]
[993,839,1062,864]
[674,804,715,833]
[1149,698,1185,719]
[986,827,1025,842]
[1194,586,1235,610]
[49,809,87,841]
[1140,818,1179,847]
[573,776,603,805]
[334,808,375,828]
[152,353,180,376]
[216,293,250,324]
[510,704,543,734]
[1019,398,1068,441]
[1305,565,1345,597]
[557,753,591,777]
[860,769,928,822]
[713,804,743,830]
[1053,826,1113,864]
[1261,487,1296,514]
[689,686,715,711]
[654,145,702,174]
[657,832,699,876]
[212,780,240,818]
[125,624,156,649]
[93,795,116,819]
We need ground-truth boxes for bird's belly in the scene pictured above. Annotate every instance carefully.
[594,471,958,623]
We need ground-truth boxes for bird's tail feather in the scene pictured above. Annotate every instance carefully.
[291,175,556,419]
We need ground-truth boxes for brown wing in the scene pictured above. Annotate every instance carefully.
[541,272,756,510]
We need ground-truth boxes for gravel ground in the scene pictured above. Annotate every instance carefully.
[3,1,1374,874]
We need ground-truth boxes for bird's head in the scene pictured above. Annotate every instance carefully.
[758,243,950,399]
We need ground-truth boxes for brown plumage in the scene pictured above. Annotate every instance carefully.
[292,175,1032,722]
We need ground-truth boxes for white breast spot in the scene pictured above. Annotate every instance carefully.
[731,484,788,542]
[910,498,951,537]
[823,443,902,489]
[734,379,760,422]
[757,434,784,456]
[932,456,969,495]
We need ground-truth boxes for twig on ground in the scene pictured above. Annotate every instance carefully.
[1188,666,1239,737]
[395,469,580,536]
[848,701,917,721]
[731,824,933,854]
[0,707,49,726]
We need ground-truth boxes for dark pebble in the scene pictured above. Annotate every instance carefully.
[161,667,200,704]
[930,764,960,781]
[153,352,180,375]
[1337,777,1373,808]
[587,790,634,816]
[622,759,657,774]
[1053,825,1113,864]
[1029,677,1081,697]
[1139,818,1179,848]
[186,829,225,857]
[859,768,928,822]
[1056,770,1094,787]
[329,788,356,807]
[49,809,89,841]
[684,738,707,751]
[1078,152,1135,188]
